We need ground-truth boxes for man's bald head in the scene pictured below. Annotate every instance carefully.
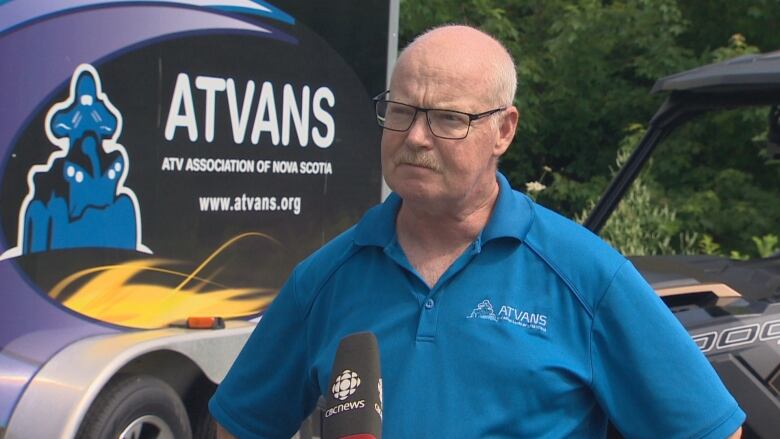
[392,25,517,107]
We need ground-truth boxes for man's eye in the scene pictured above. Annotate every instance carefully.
[388,105,414,117]
[435,111,466,124]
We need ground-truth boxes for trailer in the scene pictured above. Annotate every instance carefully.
[0,1,397,438]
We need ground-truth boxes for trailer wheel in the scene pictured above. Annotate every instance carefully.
[77,374,192,439]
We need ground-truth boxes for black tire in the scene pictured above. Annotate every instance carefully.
[186,378,217,439]
[77,374,192,439]
[191,410,216,439]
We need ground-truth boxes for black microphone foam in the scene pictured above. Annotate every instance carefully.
[321,332,383,439]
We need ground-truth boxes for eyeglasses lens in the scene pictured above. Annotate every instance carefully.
[375,101,470,139]
[428,110,469,138]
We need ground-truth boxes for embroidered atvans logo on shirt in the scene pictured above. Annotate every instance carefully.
[467,299,548,333]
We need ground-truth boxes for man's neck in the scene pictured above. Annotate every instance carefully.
[395,181,500,287]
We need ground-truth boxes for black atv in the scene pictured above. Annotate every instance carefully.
[586,52,780,438]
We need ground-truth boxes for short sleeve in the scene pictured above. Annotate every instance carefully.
[591,261,745,439]
[209,269,320,438]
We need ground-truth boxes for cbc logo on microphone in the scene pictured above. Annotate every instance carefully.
[332,369,361,401]
[375,378,383,420]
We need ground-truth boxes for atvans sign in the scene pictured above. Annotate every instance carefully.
[0,1,382,329]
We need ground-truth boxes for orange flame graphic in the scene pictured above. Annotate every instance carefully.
[48,233,281,329]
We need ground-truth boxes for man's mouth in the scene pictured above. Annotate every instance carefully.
[400,161,432,169]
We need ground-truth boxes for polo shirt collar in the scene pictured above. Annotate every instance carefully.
[353,192,401,247]
[353,172,533,248]
[481,172,533,243]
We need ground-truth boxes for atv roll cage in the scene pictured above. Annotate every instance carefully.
[585,51,780,234]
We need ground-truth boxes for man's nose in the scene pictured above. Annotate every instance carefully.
[405,111,434,147]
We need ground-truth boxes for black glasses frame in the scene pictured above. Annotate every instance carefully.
[372,90,505,140]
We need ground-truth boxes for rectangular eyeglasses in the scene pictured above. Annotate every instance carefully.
[373,90,505,140]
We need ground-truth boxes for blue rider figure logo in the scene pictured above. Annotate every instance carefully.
[1,64,149,259]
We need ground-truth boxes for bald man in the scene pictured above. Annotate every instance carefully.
[209,26,744,438]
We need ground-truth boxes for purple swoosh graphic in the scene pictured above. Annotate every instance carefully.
[0,0,295,33]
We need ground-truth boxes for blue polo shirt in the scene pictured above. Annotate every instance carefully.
[209,173,745,438]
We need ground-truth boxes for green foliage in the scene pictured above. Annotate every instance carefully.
[647,85,780,256]
[691,234,778,261]
[698,234,721,256]
[709,33,760,62]
[677,0,780,57]
[571,128,778,259]
[574,126,697,256]
[753,234,780,257]
[399,0,780,258]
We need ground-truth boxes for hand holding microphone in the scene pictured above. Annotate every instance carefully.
[321,332,383,439]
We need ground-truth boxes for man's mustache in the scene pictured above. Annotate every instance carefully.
[394,150,441,172]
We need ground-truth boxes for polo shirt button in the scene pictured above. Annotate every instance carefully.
[424,298,435,309]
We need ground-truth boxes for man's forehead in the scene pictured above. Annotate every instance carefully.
[398,40,489,73]
[389,49,489,106]
[392,58,464,85]
[392,28,503,84]
[390,68,470,108]
[411,25,503,54]
[402,27,505,65]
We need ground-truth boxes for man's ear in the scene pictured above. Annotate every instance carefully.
[494,106,519,157]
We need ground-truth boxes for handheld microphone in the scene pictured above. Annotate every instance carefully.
[321,332,383,439]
